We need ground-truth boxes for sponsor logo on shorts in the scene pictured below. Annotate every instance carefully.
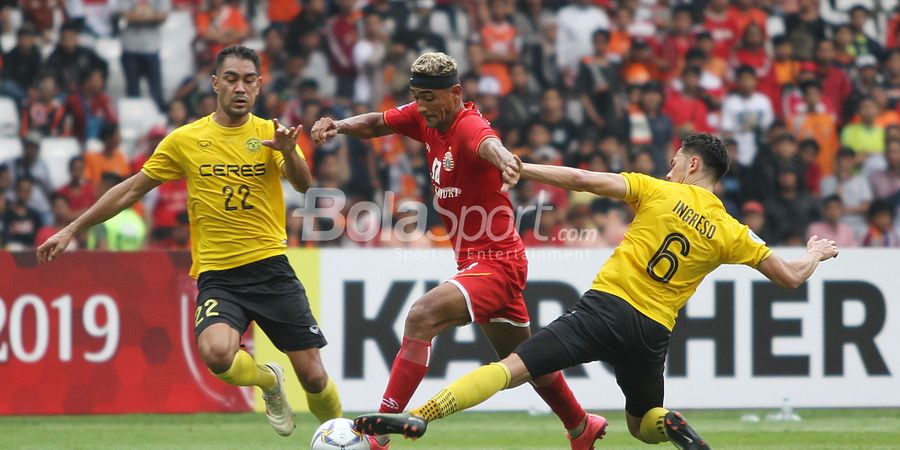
[309,325,320,335]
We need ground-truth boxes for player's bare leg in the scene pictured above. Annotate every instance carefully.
[480,322,605,450]
[370,282,470,447]
[626,408,710,449]
[197,323,293,436]
[286,348,342,423]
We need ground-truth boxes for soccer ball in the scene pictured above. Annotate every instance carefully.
[310,418,370,450]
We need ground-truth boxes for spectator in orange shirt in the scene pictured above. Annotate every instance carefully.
[194,0,250,61]
[608,6,633,63]
[83,123,130,187]
[727,0,767,39]
[267,0,301,30]
[759,36,800,112]
[788,80,839,175]
[480,0,519,96]
[621,39,660,85]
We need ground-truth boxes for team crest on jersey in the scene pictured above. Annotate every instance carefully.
[425,143,431,153]
[198,140,211,148]
[245,137,261,153]
[443,150,454,171]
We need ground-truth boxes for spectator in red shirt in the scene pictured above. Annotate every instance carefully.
[813,39,852,124]
[325,0,360,100]
[56,155,96,220]
[703,0,738,60]
[145,176,188,244]
[657,5,695,80]
[62,67,117,143]
[730,23,769,78]
[664,66,712,143]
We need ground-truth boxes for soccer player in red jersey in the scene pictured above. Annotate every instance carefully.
[311,52,602,450]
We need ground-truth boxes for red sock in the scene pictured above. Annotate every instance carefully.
[532,371,586,430]
[379,337,432,413]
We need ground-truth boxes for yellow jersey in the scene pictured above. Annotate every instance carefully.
[591,173,772,330]
[141,114,304,278]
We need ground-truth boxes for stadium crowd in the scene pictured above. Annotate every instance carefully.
[1,0,900,251]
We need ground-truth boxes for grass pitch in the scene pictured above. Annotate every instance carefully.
[1,409,898,449]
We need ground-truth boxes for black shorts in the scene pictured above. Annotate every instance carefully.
[194,254,327,352]
[516,290,670,417]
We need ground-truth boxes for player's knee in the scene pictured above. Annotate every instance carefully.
[404,302,439,339]
[296,364,328,393]
[198,339,237,373]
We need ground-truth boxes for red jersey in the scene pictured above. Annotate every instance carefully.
[383,102,524,265]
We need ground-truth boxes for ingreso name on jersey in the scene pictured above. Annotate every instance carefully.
[141,114,303,278]
[592,173,772,330]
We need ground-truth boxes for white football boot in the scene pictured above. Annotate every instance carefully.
[261,362,295,436]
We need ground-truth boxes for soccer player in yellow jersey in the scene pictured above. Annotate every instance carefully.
[354,133,840,449]
[36,46,342,436]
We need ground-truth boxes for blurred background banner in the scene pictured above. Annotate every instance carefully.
[0,251,251,415]
[2,248,898,415]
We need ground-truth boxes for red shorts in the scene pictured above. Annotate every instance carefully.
[446,256,529,327]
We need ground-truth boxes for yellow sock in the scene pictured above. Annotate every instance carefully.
[213,350,276,391]
[410,362,511,422]
[306,377,342,423]
[639,407,670,444]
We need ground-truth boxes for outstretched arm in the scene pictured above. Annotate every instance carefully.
[477,138,520,192]
[36,172,161,263]
[519,162,627,199]
[756,236,839,289]
[310,113,394,144]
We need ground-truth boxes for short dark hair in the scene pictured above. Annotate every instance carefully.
[798,138,820,153]
[800,79,822,94]
[49,192,69,206]
[68,155,84,171]
[837,146,856,158]
[681,132,729,181]
[592,28,610,41]
[822,194,843,206]
[215,45,261,74]
[735,65,757,78]
[771,133,797,146]
[868,200,895,220]
[100,122,119,141]
[60,21,80,33]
